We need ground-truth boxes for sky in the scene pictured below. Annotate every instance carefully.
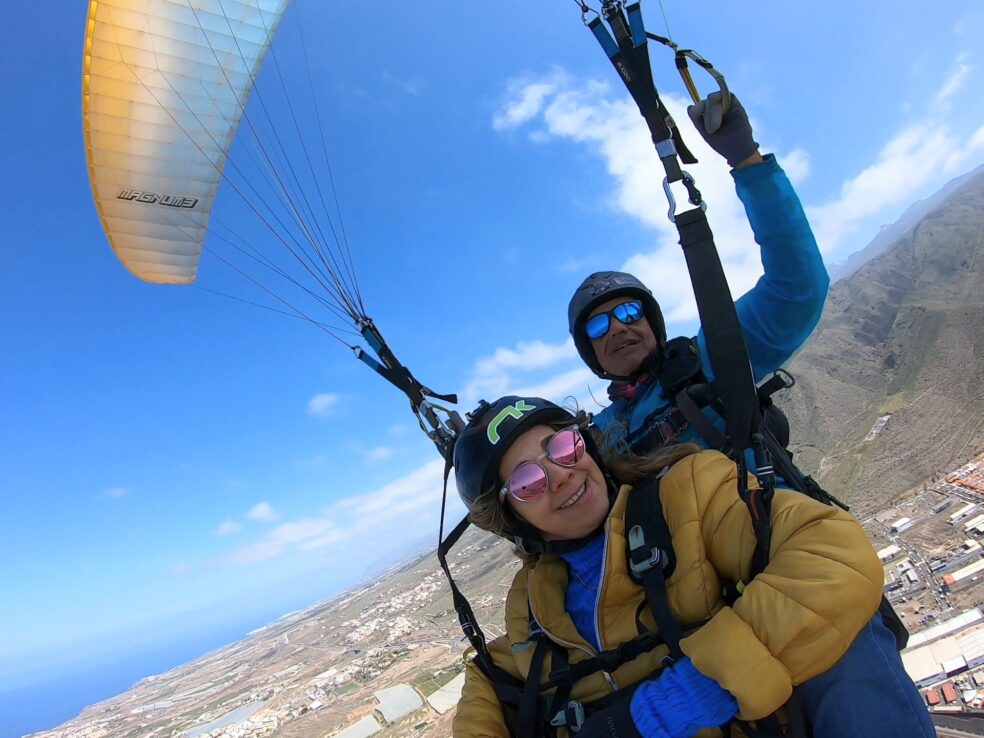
[2,0,984,701]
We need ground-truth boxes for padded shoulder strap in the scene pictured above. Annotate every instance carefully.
[624,474,684,660]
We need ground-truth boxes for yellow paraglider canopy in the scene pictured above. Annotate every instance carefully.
[82,0,288,284]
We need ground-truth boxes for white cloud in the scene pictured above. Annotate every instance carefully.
[382,70,425,96]
[807,118,984,254]
[935,54,973,105]
[216,520,241,537]
[494,57,984,299]
[491,74,781,331]
[493,70,566,131]
[247,502,279,522]
[220,457,458,568]
[307,393,341,419]
[462,338,578,404]
[515,367,606,412]
[343,442,397,464]
[364,446,394,462]
[101,486,127,499]
[779,148,811,186]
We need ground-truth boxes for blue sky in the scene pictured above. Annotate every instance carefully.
[2,0,984,693]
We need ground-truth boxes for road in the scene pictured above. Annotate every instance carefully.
[867,516,951,612]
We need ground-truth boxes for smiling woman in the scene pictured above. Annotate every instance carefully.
[446,394,932,738]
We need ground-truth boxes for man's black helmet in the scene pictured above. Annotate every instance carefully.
[453,396,573,509]
[567,270,667,379]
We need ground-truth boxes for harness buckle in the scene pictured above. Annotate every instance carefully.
[550,700,586,732]
[628,524,664,576]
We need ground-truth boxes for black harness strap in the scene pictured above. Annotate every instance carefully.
[587,5,695,181]
[519,637,551,738]
[674,208,759,458]
[624,474,685,661]
[355,319,463,457]
[674,386,727,450]
[545,630,665,689]
[437,457,530,735]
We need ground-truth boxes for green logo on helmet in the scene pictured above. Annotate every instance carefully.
[487,400,536,444]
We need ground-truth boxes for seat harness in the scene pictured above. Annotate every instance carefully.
[439,468,802,736]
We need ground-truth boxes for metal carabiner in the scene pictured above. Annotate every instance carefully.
[663,171,707,223]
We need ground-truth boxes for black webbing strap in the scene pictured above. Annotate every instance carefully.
[736,452,773,579]
[675,387,727,450]
[545,630,665,689]
[624,475,685,660]
[519,638,551,738]
[674,205,777,576]
[729,692,810,738]
[437,514,486,653]
[760,427,842,509]
[437,459,528,735]
[674,208,758,458]
[587,5,696,179]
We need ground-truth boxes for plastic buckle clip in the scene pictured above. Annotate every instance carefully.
[551,700,586,731]
[628,525,662,576]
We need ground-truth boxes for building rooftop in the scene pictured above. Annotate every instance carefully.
[907,608,983,648]
[427,673,466,715]
[334,714,382,738]
[374,684,423,724]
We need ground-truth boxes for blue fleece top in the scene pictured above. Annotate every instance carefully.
[560,538,738,736]
[593,154,830,455]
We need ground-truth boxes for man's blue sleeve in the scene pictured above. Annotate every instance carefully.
[697,154,829,383]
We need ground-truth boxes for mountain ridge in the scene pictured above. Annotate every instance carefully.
[783,166,984,514]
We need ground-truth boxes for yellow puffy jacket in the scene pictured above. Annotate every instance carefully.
[453,450,883,737]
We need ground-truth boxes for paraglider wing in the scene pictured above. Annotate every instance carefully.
[82,0,289,284]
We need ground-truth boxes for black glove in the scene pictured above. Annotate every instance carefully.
[572,684,643,738]
[575,704,643,738]
[687,92,759,168]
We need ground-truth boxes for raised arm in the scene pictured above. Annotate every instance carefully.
[687,93,829,383]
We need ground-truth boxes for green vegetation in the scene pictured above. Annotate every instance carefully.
[412,665,464,695]
[334,681,359,697]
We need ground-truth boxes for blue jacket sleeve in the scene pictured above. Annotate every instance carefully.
[697,154,829,383]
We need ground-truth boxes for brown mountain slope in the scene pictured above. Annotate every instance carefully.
[783,170,984,516]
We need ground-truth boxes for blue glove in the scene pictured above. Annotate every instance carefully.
[686,92,759,168]
[629,657,738,737]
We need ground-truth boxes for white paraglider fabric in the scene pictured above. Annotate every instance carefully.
[83,0,289,284]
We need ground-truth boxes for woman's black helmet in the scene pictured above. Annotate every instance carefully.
[452,395,613,554]
[567,271,667,379]
[453,396,573,510]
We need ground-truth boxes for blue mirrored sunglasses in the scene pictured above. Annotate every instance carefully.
[584,300,644,340]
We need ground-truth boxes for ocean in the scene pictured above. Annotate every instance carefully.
[1,628,254,738]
